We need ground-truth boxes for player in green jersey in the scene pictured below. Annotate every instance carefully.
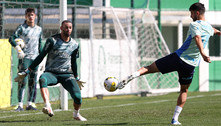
[9,8,42,111]
[15,20,87,121]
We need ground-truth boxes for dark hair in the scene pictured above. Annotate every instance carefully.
[189,2,205,14]
[61,20,72,26]
[25,8,35,15]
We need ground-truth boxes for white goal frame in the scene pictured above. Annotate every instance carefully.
[88,6,180,94]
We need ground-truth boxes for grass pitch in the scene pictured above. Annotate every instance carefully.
[0,91,221,126]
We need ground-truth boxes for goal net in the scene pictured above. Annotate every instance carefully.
[87,7,179,95]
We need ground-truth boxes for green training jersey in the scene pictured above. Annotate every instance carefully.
[45,34,79,73]
[9,22,42,59]
[29,34,79,76]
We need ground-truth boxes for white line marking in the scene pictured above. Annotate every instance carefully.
[0,112,43,119]
[0,93,219,119]
[81,99,170,111]
[211,93,221,96]
[187,95,204,99]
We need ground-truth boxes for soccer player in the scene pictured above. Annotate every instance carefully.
[9,8,42,111]
[15,20,87,121]
[117,2,221,125]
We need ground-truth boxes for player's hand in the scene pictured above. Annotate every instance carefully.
[76,79,86,90]
[15,45,25,59]
[216,31,221,36]
[14,72,27,83]
[202,54,211,63]
[214,28,221,36]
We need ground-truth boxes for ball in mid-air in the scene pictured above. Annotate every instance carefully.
[104,77,119,92]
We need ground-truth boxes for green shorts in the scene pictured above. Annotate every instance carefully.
[39,72,82,104]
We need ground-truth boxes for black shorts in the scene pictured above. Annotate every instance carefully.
[155,53,195,85]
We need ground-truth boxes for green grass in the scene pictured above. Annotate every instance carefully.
[1,91,221,126]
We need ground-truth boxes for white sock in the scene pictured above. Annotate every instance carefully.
[73,109,79,117]
[45,101,51,108]
[28,101,32,106]
[132,71,140,78]
[172,106,183,121]
[18,102,23,108]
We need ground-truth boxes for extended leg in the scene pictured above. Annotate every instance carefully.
[139,62,160,75]
[117,62,160,89]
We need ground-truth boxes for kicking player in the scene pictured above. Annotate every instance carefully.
[9,8,42,111]
[117,2,221,125]
[15,20,87,121]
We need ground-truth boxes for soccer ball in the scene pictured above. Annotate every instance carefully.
[15,38,25,49]
[104,77,119,92]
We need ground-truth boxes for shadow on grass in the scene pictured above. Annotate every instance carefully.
[0,118,54,123]
[0,120,41,123]
[82,123,128,125]
[64,122,170,125]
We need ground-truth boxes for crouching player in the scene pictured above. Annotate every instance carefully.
[15,20,87,121]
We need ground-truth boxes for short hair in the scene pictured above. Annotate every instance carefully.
[61,20,72,26]
[25,8,35,15]
[189,2,205,14]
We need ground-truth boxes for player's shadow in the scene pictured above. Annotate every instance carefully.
[65,122,170,125]
[0,120,40,123]
[81,123,128,125]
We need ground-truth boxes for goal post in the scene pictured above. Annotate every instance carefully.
[59,0,68,110]
[86,7,180,95]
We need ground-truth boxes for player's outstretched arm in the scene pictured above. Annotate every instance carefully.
[29,38,54,70]
[15,38,54,83]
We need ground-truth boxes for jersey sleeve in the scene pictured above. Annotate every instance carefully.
[9,25,23,47]
[71,46,79,78]
[29,37,54,70]
[189,22,201,38]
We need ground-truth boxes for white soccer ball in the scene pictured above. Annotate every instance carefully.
[104,77,119,92]
[15,38,25,49]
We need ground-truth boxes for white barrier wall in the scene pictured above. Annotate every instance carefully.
[80,39,139,98]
